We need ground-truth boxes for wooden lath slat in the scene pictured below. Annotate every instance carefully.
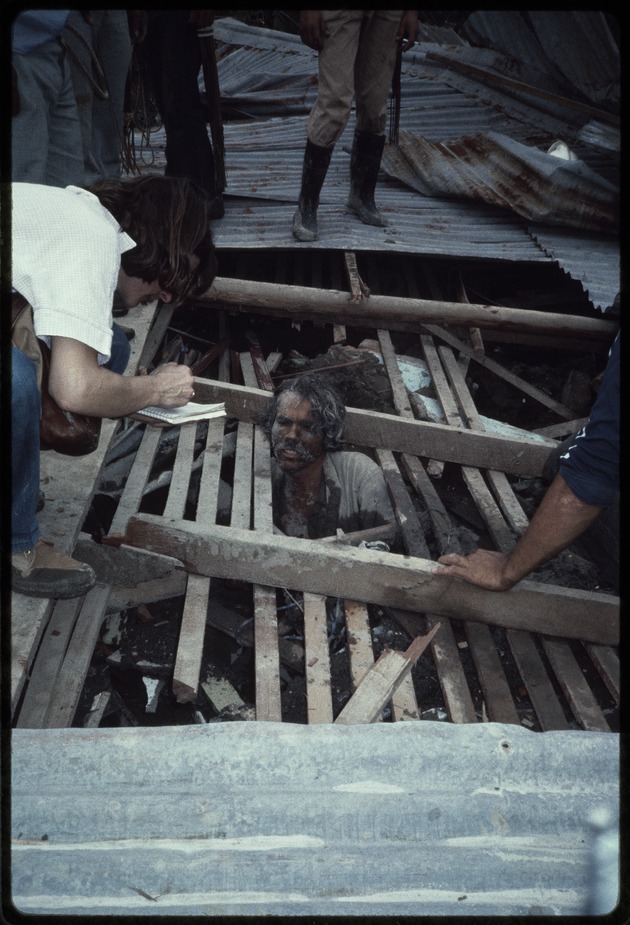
[303,592,334,724]
[417,332,614,733]
[371,282,614,733]
[242,351,282,722]
[376,326,478,725]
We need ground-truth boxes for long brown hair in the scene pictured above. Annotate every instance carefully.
[88,175,218,305]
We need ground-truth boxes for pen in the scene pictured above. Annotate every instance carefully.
[178,345,187,364]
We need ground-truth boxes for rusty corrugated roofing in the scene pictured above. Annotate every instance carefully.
[185,15,620,311]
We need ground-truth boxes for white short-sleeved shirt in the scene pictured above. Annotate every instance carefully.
[12,183,136,364]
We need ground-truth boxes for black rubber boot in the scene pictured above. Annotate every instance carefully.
[347,130,387,227]
[292,140,334,242]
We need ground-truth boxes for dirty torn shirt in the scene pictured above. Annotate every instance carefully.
[271,450,397,541]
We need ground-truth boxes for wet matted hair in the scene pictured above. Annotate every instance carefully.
[88,175,218,305]
[259,373,346,451]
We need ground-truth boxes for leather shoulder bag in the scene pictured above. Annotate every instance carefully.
[11,293,102,456]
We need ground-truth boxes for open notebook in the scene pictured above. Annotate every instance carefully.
[133,401,225,425]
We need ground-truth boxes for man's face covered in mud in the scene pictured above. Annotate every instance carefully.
[270,391,326,473]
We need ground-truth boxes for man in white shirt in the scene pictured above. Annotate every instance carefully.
[11,175,218,598]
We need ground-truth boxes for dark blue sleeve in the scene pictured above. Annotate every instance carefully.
[559,333,619,507]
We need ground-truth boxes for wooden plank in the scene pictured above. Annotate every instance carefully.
[252,585,282,722]
[425,615,477,724]
[419,342,544,725]
[202,276,617,341]
[192,379,555,477]
[422,323,577,420]
[241,351,283,723]
[584,644,620,704]
[334,628,440,724]
[245,331,275,391]
[15,598,83,728]
[162,422,198,520]
[107,571,188,612]
[175,417,228,704]
[230,421,253,529]
[172,573,209,703]
[464,622,520,725]
[375,333,476,723]
[399,453,460,556]
[195,416,226,524]
[362,352,434,720]
[344,251,371,302]
[434,345,602,730]
[374,447,428,556]
[251,425,282,722]
[303,592,333,724]
[344,600,378,692]
[377,330,413,417]
[439,346,529,536]
[42,585,111,728]
[541,638,611,732]
[109,425,162,534]
[419,334,462,424]
[201,660,246,713]
[429,344,516,551]
[460,466,516,550]
[388,608,476,724]
[122,515,620,646]
[506,629,569,731]
[253,425,274,532]
[391,676,421,721]
[136,302,175,370]
[533,418,588,439]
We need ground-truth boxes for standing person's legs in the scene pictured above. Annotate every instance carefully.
[91,10,131,179]
[293,10,363,241]
[347,9,401,225]
[11,39,84,186]
[63,10,96,179]
[144,11,217,199]
[307,9,364,147]
[353,9,401,135]
[11,348,42,553]
[11,346,97,598]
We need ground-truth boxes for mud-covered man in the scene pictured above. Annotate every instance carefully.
[259,373,397,543]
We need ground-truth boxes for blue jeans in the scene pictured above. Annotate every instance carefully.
[11,324,131,552]
[12,38,85,187]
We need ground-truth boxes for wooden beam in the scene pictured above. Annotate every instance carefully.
[120,516,619,646]
[172,574,209,703]
[422,323,577,420]
[199,277,617,341]
[334,628,440,724]
[191,379,555,477]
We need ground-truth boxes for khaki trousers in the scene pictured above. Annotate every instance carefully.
[308,9,403,147]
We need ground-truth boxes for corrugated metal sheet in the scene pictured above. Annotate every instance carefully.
[171,15,619,311]
[382,129,618,233]
[528,226,620,313]
[462,10,620,107]
[11,722,620,917]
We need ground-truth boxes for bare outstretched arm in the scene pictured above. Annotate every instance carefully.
[432,474,603,591]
